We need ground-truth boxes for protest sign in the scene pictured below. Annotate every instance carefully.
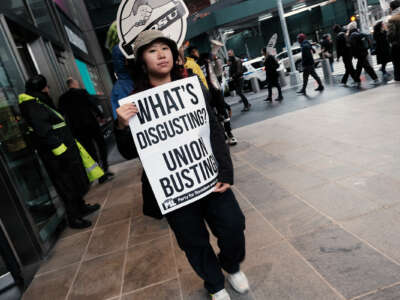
[119,76,219,214]
[117,0,189,59]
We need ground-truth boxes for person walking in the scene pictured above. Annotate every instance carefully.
[115,30,248,300]
[373,21,392,81]
[198,53,238,146]
[321,34,334,72]
[18,75,100,229]
[388,0,400,81]
[262,47,283,102]
[333,24,360,86]
[296,33,324,95]
[59,78,114,184]
[227,50,251,112]
[348,22,380,85]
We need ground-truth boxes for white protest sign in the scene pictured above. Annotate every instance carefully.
[267,33,278,56]
[117,0,189,59]
[119,76,219,214]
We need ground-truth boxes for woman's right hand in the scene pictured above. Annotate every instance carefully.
[116,103,138,129]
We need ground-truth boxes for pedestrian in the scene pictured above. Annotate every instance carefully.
[333,24,360,87]
[296,33,324,95]
[348,22,380,85]
[115,30,248,300]
[388,0,400,81]
[185,46,209,88]
[373,21,392,81]
[59,78,114,184]
[321,34,334,72]
[198,53,238,146]
[262,47,283,102]
[227,49,251,112]
[18,75,100,229]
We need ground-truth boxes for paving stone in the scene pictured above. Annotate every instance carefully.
[341,207,400,263]
[241,241,342,300]
[121,279,180,300]
[290,225,400,299]
[356,283,400,300]
[256,195,332,238]
[297,182,381,221]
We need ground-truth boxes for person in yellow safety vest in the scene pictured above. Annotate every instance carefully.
[185,46,209,89]
[18,75,101,229]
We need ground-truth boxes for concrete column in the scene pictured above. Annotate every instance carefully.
[277,0,300,87]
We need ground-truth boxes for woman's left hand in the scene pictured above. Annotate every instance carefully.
[213,182,231,193]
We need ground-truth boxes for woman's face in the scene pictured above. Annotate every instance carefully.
[142,41,174,77]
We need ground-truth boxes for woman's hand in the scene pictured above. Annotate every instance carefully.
[116,103,138,129]
[213,182,231,193]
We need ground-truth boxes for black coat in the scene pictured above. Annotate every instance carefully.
[349,29,369,58]
[300,40,315,67]
[335,31,352,60]
[264,55,280,82]
[115,77,233,219]
[373,30,392,65]
[58,88,103,136]
[19,92,89,215]
[321,38,334,63]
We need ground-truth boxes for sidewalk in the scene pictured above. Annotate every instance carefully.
[22,83,400,300]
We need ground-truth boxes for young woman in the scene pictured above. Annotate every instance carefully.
[115,30,248,300]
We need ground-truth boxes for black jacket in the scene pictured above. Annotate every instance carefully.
[373,30,392,65]
[300,40,315,67]
[229,56,244,80]
[19,92,89,210]
[335,31,352,59]
[349,29,370,58]
[321,38,334,63]
[115,77,233,219]
[264,55,280,81]
[58,88,103,136]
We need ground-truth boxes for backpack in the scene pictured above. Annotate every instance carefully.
[359,33,371,50]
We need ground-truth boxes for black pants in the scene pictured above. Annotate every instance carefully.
[233,78,249,108]
[341,56,360,84]
[392,45,400,81]
[77,126,109,172]
[302,65,323,90]
[355,56,378,80]
[166,189,246,294]
[210,87,233,138]
[267,78,282,98]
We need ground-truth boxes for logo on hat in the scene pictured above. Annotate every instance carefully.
[117,0,189,59]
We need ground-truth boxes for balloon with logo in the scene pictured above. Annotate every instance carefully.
[117,0,189,59]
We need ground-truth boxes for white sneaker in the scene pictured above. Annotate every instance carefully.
[227,271,249,294]
[211,288,231,300]
[228,137,238,146]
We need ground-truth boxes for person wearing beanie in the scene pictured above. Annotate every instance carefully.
[18,75,100,229]
[115,30,248,300]
[296,33,324,95]
[388,0,400,81]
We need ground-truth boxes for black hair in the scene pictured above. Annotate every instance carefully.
[131,38,182,93]
[25,75,47,93]
[187,46,198,55]
[390,0,400,10]
[66,78,74,87]
[373,21,384,40]
[333,24,342,34]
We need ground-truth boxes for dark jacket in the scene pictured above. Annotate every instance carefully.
[115,77,233,219]
[335,30,352,59]
[300,40,315,67]
[58,88,103,136]
[18,92,89,209]
[388,11,400,46]
[349,29,370,58]
[110,45,134,119]
[229,56,244,80]
[373,30,392,65]
[321,38,334,63]
[264,55,280,82]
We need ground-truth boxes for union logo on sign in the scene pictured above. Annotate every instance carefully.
[117,0,189,59]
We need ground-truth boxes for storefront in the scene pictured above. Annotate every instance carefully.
[0,0,112,293]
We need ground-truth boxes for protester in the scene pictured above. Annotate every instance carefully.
[115,30,248,300]
[227,49,250,112]
[388,0,400,81]
[185,46,209,88]
[262,47,283,102]
[348,22,380,85]
[59,78,114,184]
[198,53,237,146]
[321,34,334,72]
[333,24,360,87]
[18,75,100,229]
[373,21,392,81]
[296,33,324,95]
